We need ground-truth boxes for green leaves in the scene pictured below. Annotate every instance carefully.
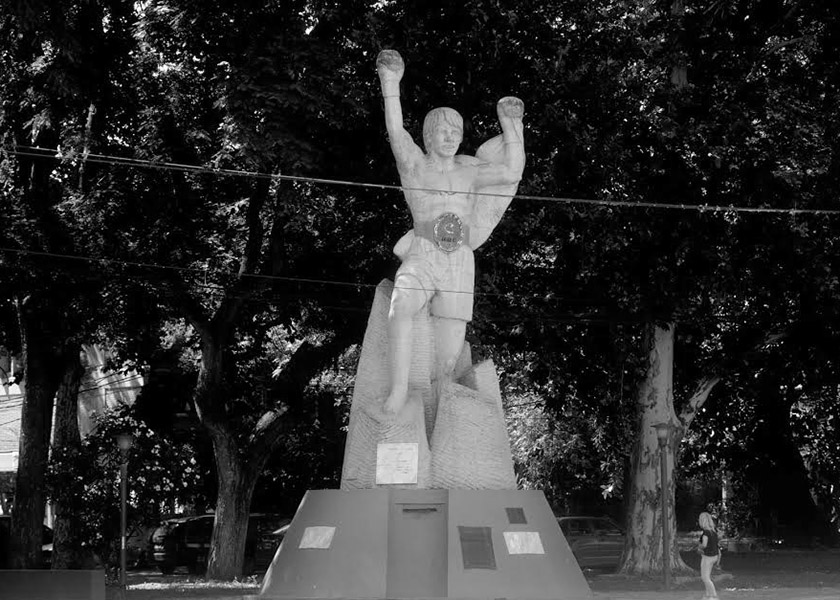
[2,0,839,558]
[46,404,203,564]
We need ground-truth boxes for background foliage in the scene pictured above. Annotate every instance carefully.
[2,0,839,575]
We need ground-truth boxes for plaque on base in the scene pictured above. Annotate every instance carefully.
[375,442,419,485]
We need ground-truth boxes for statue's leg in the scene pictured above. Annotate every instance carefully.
[429,249,471,389]
[433,317,467,386]
[384,274,428,415]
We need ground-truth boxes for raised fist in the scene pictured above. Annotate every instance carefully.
[497,96,524,120]
[376,49,404,82]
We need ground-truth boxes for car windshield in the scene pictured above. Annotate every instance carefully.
[593,519,622,534]
[560,519,594,535]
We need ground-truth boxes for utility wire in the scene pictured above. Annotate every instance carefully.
[0,373,142,404]
[0,374,144,428]
[3,145,833,324]
[8,145,840,216]
[0,245,510,298]
[0,245,790,324]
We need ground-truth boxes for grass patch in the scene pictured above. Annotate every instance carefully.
[106,574,259,599]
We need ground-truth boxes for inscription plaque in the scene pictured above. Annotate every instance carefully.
[299,526,336,549]
[375,442,419,484]
[503,531,545,555]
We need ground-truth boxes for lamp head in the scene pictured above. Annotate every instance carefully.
[116,433,134,452]
[652,422,672,446]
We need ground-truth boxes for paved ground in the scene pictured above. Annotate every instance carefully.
[595,591,840,600]
[584,550,840,600]
[114,579,840,600]
[110,550,840,600]
[113,586,840,600]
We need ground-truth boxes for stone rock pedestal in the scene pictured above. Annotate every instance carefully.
[252,488,592,600]
[341,280,516,491]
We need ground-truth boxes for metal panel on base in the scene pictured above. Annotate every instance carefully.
[253,489,592,600]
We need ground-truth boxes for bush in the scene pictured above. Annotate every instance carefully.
[47,404,202,571]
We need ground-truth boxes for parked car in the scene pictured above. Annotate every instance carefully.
[151,513,290,575]
[151,514,212,574]
[125,524,156,568]
[557,516,625,570]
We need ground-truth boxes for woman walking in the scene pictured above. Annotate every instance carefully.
[698,512,721,599]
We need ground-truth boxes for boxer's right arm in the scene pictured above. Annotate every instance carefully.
[377,50,423,175]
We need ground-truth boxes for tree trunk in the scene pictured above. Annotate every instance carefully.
[185,267,355,579]
[50,348,93,569]
[620,322,690,575]
[9,298,62,569]
[192,335,267,580]
[205,430,263,580]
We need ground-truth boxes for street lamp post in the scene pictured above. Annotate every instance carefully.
[116,433,134,593]
[652,422,673,591]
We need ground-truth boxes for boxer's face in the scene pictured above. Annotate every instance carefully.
[428,124,462,158]
[423,108,463,158]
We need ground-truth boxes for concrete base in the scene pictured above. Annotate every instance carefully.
[0,569,106,600]
[253,489,592,600]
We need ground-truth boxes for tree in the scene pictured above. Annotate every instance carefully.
[0,0,137,567]
[49,348,87,569]
[680,324,840,545]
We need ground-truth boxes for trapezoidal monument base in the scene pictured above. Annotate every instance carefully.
[252,488,592,600]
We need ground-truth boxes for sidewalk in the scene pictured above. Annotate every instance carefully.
[588,573,840,600]
[586,559,840,600]
[116,572,840,600]
[114,585,840,600]
[593,589,840,600]
[113,586,840,600]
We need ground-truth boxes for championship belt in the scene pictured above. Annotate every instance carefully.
[433,212,465,252]
[414,213,470,253]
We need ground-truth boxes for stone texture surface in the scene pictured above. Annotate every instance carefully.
[342,393,431,489]
[340,280,433,490]
[430,364,517,490]
[340,279,517,491]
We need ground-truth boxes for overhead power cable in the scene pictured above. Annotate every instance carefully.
[0,246,814,324]
[0,245,507,298]
[0,374,144,428]
[8,145,840,216]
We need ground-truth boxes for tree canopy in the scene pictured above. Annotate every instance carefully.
[1,0,838,578]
